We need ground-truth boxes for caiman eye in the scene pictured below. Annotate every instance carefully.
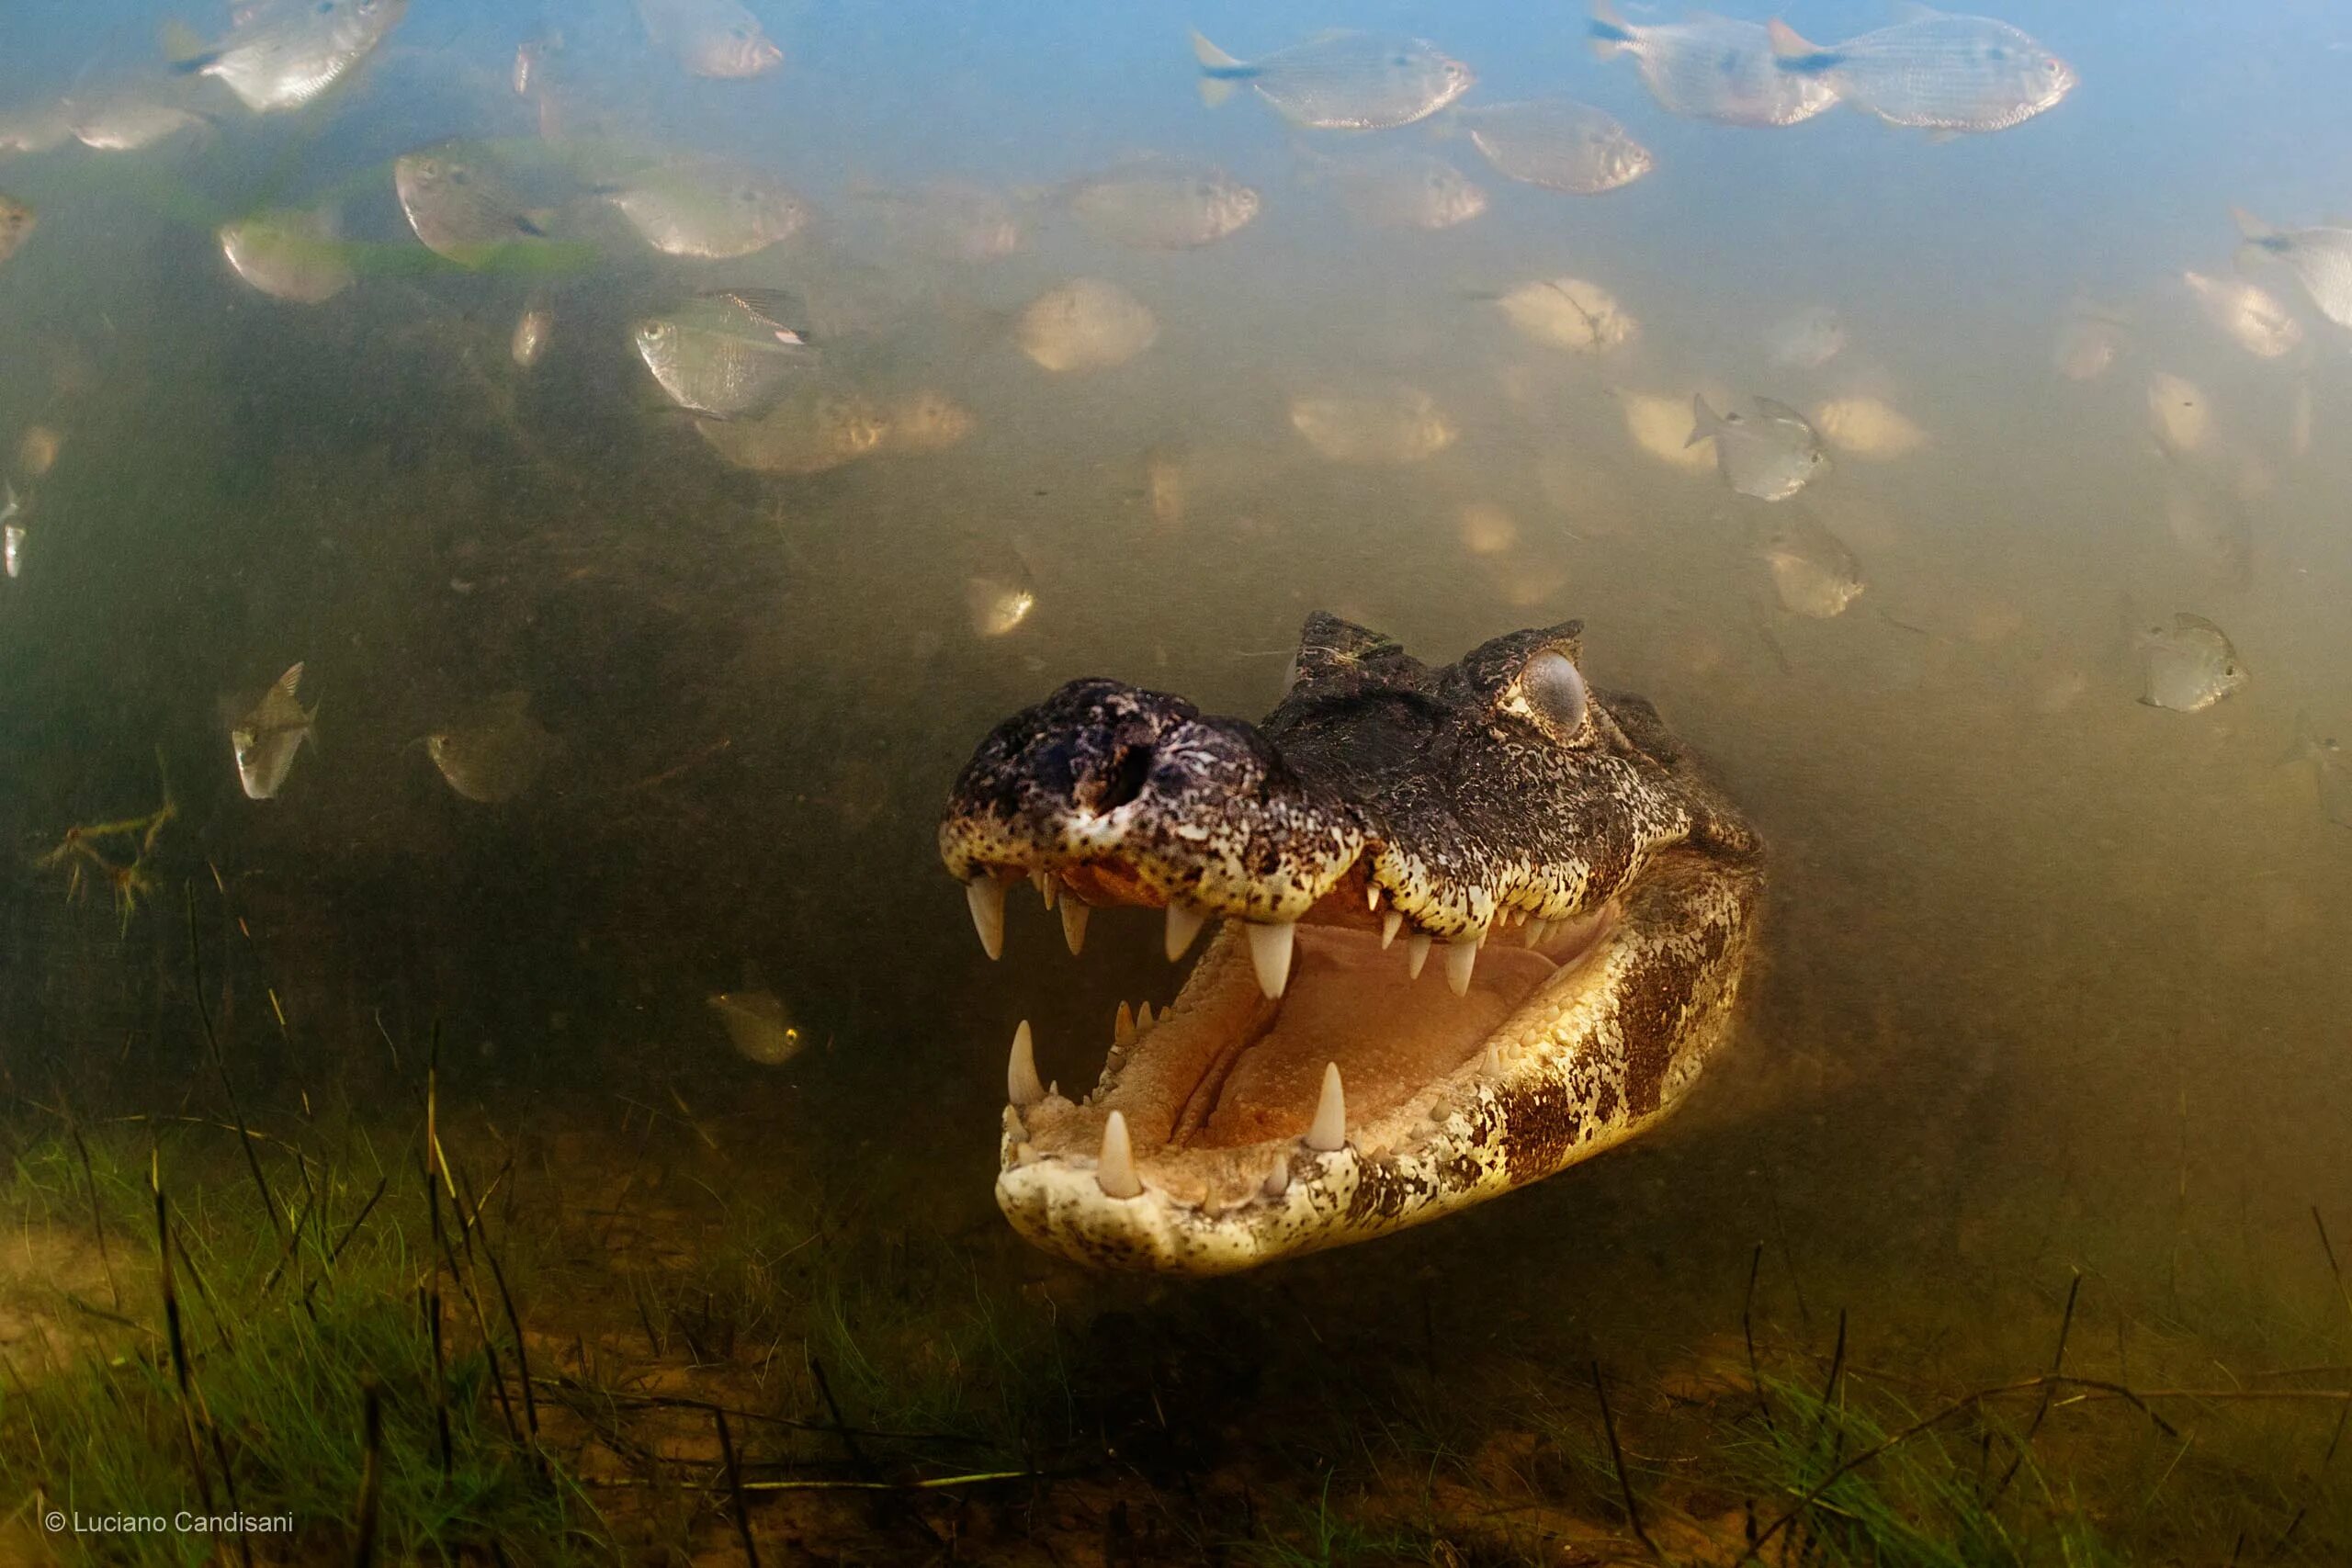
[1521,649,1588,736]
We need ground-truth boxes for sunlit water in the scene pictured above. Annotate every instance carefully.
[3,0,2351,1545]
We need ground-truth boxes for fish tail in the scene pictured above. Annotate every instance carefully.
[1686,393,1723,448]
[1589,1,1634,58]
[1191,30,1246,106]
[160,18,212,70]
[305,700,322,756]
[2229,207,2278,243]
[1765,17,1836,73]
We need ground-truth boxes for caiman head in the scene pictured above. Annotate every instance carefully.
[938,614,1763,1275]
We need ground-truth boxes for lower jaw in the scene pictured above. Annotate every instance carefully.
[993,853,1759,1274]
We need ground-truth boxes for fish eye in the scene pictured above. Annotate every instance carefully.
[1518,649,1589,737]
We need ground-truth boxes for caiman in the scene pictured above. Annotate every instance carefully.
[938,614,1762,1274]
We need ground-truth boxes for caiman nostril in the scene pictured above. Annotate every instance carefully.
[1084,744,1153,813]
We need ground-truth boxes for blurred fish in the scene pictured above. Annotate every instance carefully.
[1618,389,1718,470]
[710,989,805,1064]
[638,0,781,78]
[883,389,975,453]
[1309,146,1486,231]
[1015,278,1158,371]
[2145,371,2209,457]
[842,181,1023,263]
[1146,443,1187,529]
[1453,96,1650,194]
[1755,510,1864,618]
[0,485,19,580]
[2283,712,2352,829]
[426,691,560,803]
[394,141,550,269]
[1767,10,2076,134]
[165,0,406,112]
[0,101,74,153]
[1588,3,1838,127]
[218,207,353,303]
[1812,395,1928,459]
[2137,613,2245,713]
[1191,29,1473,130]
[1690,394,1826,501]
[2181,270,2302,358]
[1290,384,1456,464]
[1064,164,1261,249]
[636,287,814,418]
[17,425,61,479]
[1766,306,1845,369]
[512,30,561,96]
[231,660,317,800]
[511,300,551,367]
[1493,276,1636,354]
[0,195,32,266]
[967,558,1038,638]
[697,385,885,473]
[600,159,809,260]
[2052,306,2125,380]
[2160,468,2252,590]
[66,92,208,151]
[2231,210,2352,329]
[1457,501,1517,557]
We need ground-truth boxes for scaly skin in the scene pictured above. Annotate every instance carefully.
[940,614,1762,1273]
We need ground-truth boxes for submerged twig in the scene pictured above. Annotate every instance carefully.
[153,1151,220,1535]
[63,1107,121,1310]
[1993,1270,2081,1501]
[1744,1241,1775,1434]
[185,884,283,1241]
[1590,1359,1657,1559]
[716,1406,761,1567]
[353,1376,383,1568]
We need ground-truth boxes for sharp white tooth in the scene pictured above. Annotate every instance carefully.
[1007,1020,1045,1108]
[1164,902,1206,962]
[1137,1000,1156,1031]
[1033,869,1056,908]
[1304,1062,1345,1152]
[1524,919,1547,948]
[1381,909,1403,949]
[1262,1158,1290,1199]
[1445,934,1483,997]
[965,876,1006,961]
[1114,1001,1136,1045]
[1246,919,1295,999]
[1367,883,1382,912]
[1407,931,1431,979]
[1059,897,1089,956]
[1097,1111,1142,1199]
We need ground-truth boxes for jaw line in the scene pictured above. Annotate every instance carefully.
[995,901,1621,1275]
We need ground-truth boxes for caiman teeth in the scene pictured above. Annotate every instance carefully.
[1165,903,1206,962]
[1007,1020,1044,1108]
[1033,870,1057,909]
[1305,1061,1346,1152]
[1114,1001,1136,1045]
[1098,1110,1142,1199]
[1380,909,1402,949]
[1444,932,1483,997]
[1246,919,1295,998]
[1407,931,1431,979]
[1136,1000,1156,1030]
[1367,883,1382,912]
[966,876,1007,960]
[1059,897,1090,955]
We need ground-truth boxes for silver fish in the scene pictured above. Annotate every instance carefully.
[232,660,318,800]
[635,288,814,417]
[1453,97,1651,195]
[1765,306,1846,369]
[708,989,805,1064]
[426,691,560,803]
[218,207,353,303]
[1690,394,1826,501]
[2182,270,2301,358]
[1754,510,1864,618]
[1064,164,1261,249]
[696,384,887,474]
[1,485,20,580]
[2233,209,2352,330]
[1014,278,1158,372]
[2160,469,2252,592]
[601,160,809,260]
[0,194,31,266]
[2052,306,2125,381]
[1312,147,1486,231]
[1589,4,1836,128]
[2136,613,2245,713]
[172,0,407,113]
[966,566,1037,638]
[66,91,208,151]
[2285,712,2352,830]
[1291,384,1457,464]
[637,0,783,78]
[0,100,72,153]
[1768,8,2076,134]
[1191,29,1473,130]
[845,181,1023,263]
[393,141,549,269]
[511,301,552,368]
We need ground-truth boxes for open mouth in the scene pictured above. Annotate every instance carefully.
[956,848,1668,1274]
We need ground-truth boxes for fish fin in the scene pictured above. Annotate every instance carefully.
[1890,1,1941,20]
[304,701,322,756]
[1191,29,1246,104]
[272,661,306,702]
[1589,0,1634,57]
[2278,710,2318,768]
[1751,396,1812,424]
[2229,207,2278,243]
[704,286,809,338]
[515,209,555,238]
[1686,393,1723,447]
[1923,128,1962,144]
[2172,611,2229,639]
[161,18,212,69]
[1197,76,1237,108]
[1766,17,1834,70]
[1191,29,1243,68]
